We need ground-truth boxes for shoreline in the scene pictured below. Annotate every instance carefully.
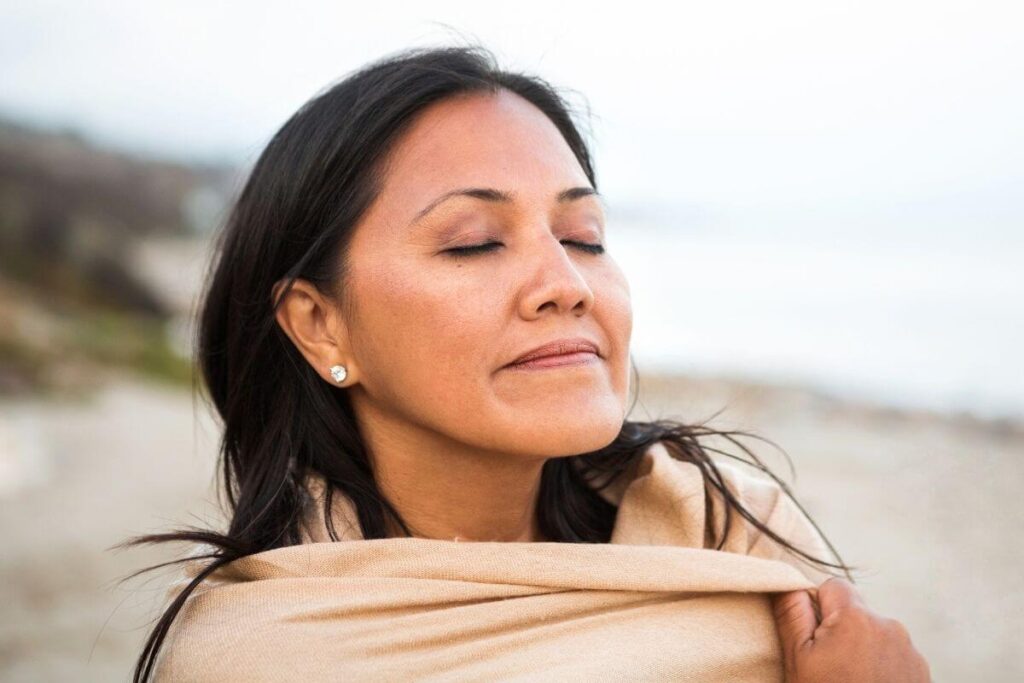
[631,369,1024,438]
[1,366,1021,680]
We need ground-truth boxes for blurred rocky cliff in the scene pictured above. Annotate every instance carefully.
[0,116,239,396]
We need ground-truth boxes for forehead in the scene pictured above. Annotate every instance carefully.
[375,90,590,213]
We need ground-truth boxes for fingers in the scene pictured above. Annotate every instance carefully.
[816,577,866,623]
[772,589,818,655]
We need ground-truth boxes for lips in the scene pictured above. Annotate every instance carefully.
[507,337,601,367]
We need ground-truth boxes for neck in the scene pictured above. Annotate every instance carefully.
[357,413,549,543]
[376,452,548,542]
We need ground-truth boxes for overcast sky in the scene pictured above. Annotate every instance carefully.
[2,0,1022,238]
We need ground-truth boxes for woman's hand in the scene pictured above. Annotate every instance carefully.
[772,577,931,682]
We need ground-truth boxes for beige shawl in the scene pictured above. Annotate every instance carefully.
[154,441,836,681]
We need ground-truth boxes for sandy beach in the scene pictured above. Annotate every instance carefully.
[1,365,1021,681]
[3,6,1023,680]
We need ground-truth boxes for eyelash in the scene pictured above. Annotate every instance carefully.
[445,240,605,258]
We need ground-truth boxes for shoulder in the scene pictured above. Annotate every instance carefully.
[603,440,842,584]
[152,553,273,681]
[709,457,840,584]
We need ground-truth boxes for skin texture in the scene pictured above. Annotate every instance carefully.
[273,89,633,542]
[273,88,931,678]
[773,578,932,682]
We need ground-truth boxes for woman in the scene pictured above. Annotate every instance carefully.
[119,44,930,681]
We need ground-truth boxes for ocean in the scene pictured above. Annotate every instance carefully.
[610,216,1023,421]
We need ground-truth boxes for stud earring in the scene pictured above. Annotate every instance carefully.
[329,365,347,384]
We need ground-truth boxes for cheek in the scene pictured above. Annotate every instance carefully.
[593,264,634,402]
[352,265,501,399]
[598,263,634,351]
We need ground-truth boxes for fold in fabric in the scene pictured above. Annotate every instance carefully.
[153,441,838,682]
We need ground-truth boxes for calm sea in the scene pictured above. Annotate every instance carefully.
[611,217,1022,421]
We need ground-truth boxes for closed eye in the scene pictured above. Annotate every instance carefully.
[444,241,605,258]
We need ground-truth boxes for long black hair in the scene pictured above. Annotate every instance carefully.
[114,42,856,682]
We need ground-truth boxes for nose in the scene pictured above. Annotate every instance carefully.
[517,233,596,319]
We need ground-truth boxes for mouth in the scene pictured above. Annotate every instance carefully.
[504,351,601,371]
[504,338,602,371]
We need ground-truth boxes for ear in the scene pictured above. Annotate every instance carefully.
[271,278,355,386]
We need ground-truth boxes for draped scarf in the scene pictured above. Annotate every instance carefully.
[154,441,835,681]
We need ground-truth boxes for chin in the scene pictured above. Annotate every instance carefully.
[528,418,624,456]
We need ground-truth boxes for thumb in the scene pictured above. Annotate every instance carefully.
[773,589,818,655]
[816,577,865,625]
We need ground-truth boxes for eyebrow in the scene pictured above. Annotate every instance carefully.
[410,186,603,226]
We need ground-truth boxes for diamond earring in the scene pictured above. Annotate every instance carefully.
[329,364,347,384]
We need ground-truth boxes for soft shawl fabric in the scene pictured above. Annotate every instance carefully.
[154,441,837,681]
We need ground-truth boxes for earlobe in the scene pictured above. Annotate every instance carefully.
[271,278,349,381]
[330,364,348,384]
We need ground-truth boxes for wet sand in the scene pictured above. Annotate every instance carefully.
[1,367,1021,681]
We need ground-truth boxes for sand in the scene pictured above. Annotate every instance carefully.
[1,367,1021,681]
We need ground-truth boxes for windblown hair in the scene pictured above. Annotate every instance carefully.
[114,42,856,682]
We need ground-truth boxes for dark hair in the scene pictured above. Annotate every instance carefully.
[114,42,856,682]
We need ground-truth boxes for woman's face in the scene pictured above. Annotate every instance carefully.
[338,89,633,459]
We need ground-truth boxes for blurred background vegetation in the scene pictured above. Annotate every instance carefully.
[0,117,236,397]
[1,4,1021,679]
